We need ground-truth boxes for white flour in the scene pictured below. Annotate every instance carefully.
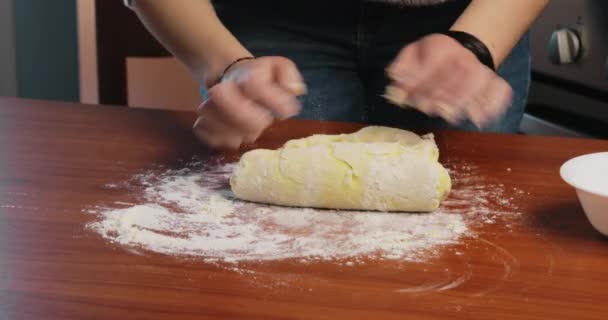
[87,159,522,264]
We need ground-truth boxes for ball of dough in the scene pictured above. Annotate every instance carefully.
[230,126,451,212]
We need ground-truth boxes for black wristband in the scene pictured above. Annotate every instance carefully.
[439,31,495,71]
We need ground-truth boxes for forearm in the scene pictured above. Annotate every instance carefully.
[450,0,549,67]
[130,0,251,87]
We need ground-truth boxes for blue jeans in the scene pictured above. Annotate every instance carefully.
[213,0,530,133]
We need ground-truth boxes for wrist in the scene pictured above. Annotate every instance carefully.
[199,54,254,88]
[198,55,255,100]
[439,30,495,71]
[217,56,255,83]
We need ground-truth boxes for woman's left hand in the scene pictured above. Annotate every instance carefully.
[385,33,513,127]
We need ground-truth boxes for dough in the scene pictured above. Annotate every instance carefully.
[230,126,451,212]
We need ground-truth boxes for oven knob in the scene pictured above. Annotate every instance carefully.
[548,28,582,64]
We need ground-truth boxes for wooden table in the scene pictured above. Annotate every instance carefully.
[1,97,607,320]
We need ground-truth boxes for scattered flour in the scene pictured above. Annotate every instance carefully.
[87,159,522,264]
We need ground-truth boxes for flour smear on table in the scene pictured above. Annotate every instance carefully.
[87,159,523,265]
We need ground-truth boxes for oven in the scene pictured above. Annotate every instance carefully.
[521,0,608,138]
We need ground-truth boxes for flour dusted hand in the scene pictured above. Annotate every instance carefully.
[230,126,451,212]
[194,56,306,149]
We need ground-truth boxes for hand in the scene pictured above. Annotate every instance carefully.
[193,56,306,149]
[385,34,513,127]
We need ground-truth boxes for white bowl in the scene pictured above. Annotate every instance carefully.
[560,152,608,236]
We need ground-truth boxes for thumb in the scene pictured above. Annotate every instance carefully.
[273,57,307,96]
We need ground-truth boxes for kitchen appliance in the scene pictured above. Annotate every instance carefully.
[522,0,608,138]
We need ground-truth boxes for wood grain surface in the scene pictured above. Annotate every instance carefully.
[1,97,607,320]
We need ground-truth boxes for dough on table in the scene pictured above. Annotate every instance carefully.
[230,126,451,212]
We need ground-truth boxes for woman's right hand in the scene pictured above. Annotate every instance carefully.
[193,56,306,149]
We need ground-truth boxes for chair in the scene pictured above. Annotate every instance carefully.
[94,0,171,106]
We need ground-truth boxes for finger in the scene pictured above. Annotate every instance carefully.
[272,57,307,96]
[386,50,425,101]
[193,114,243,149]
[448,62,497,127]
[405,92,435,115]
[243,127,266,145]
[383,85,409,108]
[193,114,223,148]
[404,71,456,118]
[438,66,494,127]
[206,82,274,134]
[239,75,301,120]
[387,45,419,77]
[387,53,441,108]
[474,77,513,125]
[388,69,429,100]
[244,114,275,144]
[404,59,493,125]
[196,99,210,116]
[435,102,463,125]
